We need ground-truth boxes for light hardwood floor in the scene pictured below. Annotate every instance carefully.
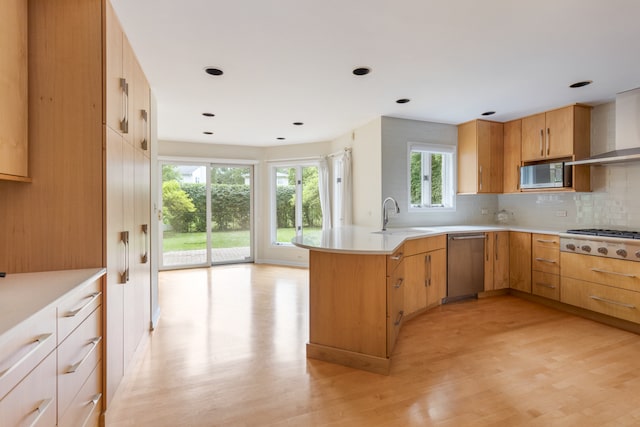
[106,264,640,426]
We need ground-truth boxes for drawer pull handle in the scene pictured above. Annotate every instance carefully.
[535,257,557,264]
[589,295,636,309]
[535,282,556,290]
[28,398,54,427]
[66,336,102,374]
[393,278,403,289]
[0,333,54,380]
[390,253,403,261]
[65,291,102,317]
[536,239,556,244]
[591,268,636,278]
[394,310,404,326]
[80,394,103,427]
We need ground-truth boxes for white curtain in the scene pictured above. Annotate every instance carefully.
[338,149,353,226]
[318,156,332,230]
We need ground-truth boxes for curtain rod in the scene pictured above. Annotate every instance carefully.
[327,147,352,158]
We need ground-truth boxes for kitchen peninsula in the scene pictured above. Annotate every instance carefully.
[293,225,509,374]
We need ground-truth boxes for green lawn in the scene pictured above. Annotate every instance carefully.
[163,227,321,251]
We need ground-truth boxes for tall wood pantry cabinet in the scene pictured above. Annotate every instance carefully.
[0,0,153,423]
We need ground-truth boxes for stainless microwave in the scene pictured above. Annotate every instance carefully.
[520,162,572,189]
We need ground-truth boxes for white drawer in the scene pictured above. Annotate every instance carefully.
[58,277,102,343]
[0,350,57,427]
[57,306,102,421]
[58,362,102,427]
[0,306,56,401]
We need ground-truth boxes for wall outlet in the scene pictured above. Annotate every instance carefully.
[555,210,568,217]
[481,208,489,215]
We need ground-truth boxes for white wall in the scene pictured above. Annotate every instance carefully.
[349,117,382,227]
[158,139,332,267]
[498,102,640,230]
[380,116,499,228]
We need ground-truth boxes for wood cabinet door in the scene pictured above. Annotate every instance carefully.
[484,232,494,291]
[521,113,546,161]
[545,106,573,158]
[509,232,531,293]
[0,0,28,178]
[494,232,510,289]
[105,1,124,134]
[476,121,491,193]
[488,121,504,193]
[457,121,478,194]
[503,120,521,193]
[427,249,446,306]
[403,254,426,316]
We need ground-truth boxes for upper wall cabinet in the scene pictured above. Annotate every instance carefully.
[457,119,504,194]
[0,0,29,181]
[503,119,522,194]
[521,105,591,162]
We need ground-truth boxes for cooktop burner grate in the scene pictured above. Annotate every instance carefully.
[566,229,640,239]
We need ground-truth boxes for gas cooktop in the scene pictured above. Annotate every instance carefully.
[565,229,640,239]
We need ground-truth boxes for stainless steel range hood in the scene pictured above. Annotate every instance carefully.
[568,87,640,166]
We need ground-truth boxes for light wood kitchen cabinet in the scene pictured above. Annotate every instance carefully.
[562,252,640,324]
[0,0,154,421]
[503,119,522,193]
[521,105,591,162]
[0,270,104,427]
[0,0,29,181]
[457,120,504,194]
[509,231,531,293]
[531,234,561,299]
[426,248,447,305]
[387,261,404,356]
[403,236,446,317]
[484,231,509,291]
[307,244,412,374]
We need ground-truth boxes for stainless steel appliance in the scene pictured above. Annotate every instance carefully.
[520,162,572,189]
[445,233,485,303]
[560,229,640,261]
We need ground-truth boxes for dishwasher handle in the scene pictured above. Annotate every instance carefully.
[448,234,486,240]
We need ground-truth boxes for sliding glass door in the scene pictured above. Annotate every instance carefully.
[160,161,254,269]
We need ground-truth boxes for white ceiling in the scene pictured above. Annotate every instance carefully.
[111,0,640,147]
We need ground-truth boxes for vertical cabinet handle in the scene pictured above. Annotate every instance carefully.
[424,254,432,287]
[539,129,544,156]
[140,109,148,151]
[394,310,404,326]
[495,233,498,261]
[546,127,550,155]
[478,165,483,191]
[516,165,520,190]
[119,78,129,134]
[120,231,130,284]
[141,224,149,264]
[485,234,489,261]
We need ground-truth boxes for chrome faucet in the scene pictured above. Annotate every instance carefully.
[382,197,400,231]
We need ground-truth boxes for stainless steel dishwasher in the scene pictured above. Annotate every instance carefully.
[445,233,485,303]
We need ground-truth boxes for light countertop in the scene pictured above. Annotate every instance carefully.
[292,225,563,255]
[0,268,106,336]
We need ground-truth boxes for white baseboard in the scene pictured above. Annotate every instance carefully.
[255,258,309,268]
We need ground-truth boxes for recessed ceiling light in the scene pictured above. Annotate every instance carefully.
[396,98,410,104]
[202,112,215,117]
[203,131,213,135]
[277,137,286,140]
[569,80,593,88]
[481,111,496,116]
[204,67,224,76]
[293,122,304,126]
[352,67,371,76]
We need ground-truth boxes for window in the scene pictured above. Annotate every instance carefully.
[408,143,456,211]
[271,163,322,245]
